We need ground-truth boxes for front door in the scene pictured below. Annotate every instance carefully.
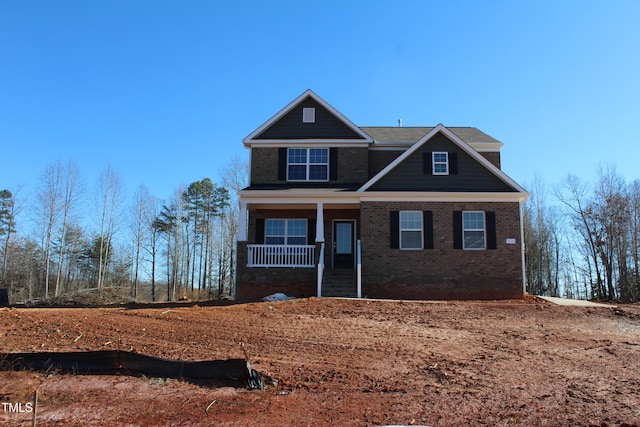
[333,221,354,268]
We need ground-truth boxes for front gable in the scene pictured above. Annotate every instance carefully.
[360,125,526,193]
[244,90,373,145]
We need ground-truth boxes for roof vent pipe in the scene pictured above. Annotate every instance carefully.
[398,119,403,127]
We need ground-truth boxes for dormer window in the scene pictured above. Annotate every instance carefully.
[302,108,316,123]
[432,152,449,175]
[287,148,328,181]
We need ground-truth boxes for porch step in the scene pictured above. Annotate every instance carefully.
[322,269,357,298]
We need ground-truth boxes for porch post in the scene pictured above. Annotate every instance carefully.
[238,201,248,241]
[315,202,325,243]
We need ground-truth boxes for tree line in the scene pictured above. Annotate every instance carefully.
[524,166,640,302]
[3,160,638,303]
[0,158,247,303]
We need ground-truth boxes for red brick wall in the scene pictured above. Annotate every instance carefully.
[359,201,523,300]
[235,241,319,301]
[250,147,368,185]
[236,202,524,301]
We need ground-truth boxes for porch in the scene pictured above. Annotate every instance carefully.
[236,200,362,299]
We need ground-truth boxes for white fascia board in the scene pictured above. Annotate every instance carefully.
[244,140,371,148]
[368,144,412,151]
[358,191,530,203]
[240,192,361,206]
[243,89,373,146]
[358,124,527,194]
[467,141,504,152]
[240,190,530,205]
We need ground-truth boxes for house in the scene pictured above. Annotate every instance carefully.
[235,90,530,300]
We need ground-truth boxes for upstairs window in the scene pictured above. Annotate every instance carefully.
[302,107,316,123]
[424,151,457,175]
[432,152,449,175]
[287,148,329,181]
[265,219,307,245]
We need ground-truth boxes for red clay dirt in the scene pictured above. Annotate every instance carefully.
[1,297,639,426]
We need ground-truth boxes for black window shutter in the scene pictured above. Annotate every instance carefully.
[390,211,400,249]
[449,152,458,175]
[307,219,316,244]
[423,210,434,249]
[278,148,287,181]
[486,211,497,249]
[423,152,433,174]
[255,218,265,244]
[329,147,338,181]
[453,211,462,249]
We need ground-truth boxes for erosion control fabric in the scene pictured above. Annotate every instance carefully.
[1,350,265,389]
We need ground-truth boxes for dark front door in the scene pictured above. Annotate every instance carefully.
[333,221,354,268]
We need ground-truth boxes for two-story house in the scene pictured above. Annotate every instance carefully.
[235,90,529,300]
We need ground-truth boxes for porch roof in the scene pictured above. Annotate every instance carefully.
[242,184,359,192]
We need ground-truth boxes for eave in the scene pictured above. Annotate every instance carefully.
[240,189,530,205]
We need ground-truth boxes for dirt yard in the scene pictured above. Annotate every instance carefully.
[1,297,639,426]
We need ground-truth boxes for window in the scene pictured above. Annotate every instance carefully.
[265,219,307,245]
[462,211,485,249]
[432,152,449,175]
[302,107,315,123]
[287,148,329,181]
[400,211,423,250]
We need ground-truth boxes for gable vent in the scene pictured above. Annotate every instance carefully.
[302,107,315,123]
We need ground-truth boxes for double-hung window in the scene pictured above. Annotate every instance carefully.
[462,211,485,250]
[400,211,423,250]
[287,148,329,181]
[432,152,449,175]
[265,219,307,245]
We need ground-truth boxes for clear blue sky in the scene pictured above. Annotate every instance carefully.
[2,1,639,208]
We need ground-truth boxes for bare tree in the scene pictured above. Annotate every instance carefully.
[129,184,156,300]
[218,156,249,297]
[34,162,65,298]
[54,161,83,297]
[629,180,640,300]
[523,177,561,296]
[143,198,162,302]
[557,174,605,299]
[95,165,124,288]
[0,189,18,283]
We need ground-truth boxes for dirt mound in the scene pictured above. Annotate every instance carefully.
[25,287,135,307]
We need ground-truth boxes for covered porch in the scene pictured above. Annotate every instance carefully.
[236,196,362,299]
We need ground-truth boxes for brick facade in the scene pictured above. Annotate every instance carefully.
[250,147,279,185]
[237,202,523,301]
[235,241,320,300]
[250,147,368,185]
[359,201,523,300]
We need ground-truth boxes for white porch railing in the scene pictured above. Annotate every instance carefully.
[247,244,316,268]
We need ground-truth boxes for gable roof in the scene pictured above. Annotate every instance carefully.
[360,126,504,152]
[243,89,373,146]
[358,124,527,193]
[360,126,500,144]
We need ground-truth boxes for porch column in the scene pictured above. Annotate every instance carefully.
[315,202,325,243]
[238,201,248,241]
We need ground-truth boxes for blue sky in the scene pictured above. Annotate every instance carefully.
[2,1,639,211]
